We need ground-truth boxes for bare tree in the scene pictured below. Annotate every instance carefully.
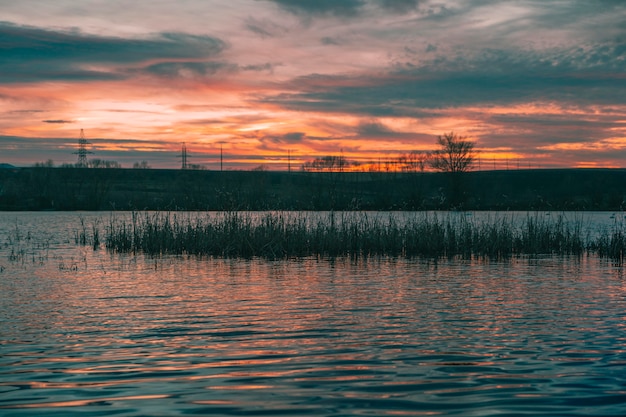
[430,132,475,173]
[133,161,151,169]
[87,159,121,169]
[398,151,431,172]
[301,155,352,172]
[33,159,55,168]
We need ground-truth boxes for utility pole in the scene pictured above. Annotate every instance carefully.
[288,149,291,173]
[220,144,223,171]
[180,142,188,169]
[340,148,344,172]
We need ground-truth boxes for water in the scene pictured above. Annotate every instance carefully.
[1,212,626,416]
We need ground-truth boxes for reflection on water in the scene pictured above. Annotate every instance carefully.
[1,212,626,416]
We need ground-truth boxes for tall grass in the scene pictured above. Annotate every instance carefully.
[589,229,626,263]
[102,211,626,262]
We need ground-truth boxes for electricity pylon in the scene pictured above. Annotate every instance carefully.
[73,129,93,167]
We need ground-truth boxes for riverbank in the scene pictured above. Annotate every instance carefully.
[1,167,625,211]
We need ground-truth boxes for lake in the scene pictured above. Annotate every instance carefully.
[1,212,626,416]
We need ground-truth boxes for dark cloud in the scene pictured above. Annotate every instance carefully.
[245,17,288,38]
[263,132,307,144]
[261,41,626,117]
[483,113,621,147]
[141,61,275,79]
[267,0,365,17]
[142,61,236,78]
[321,37,341,45]
[357,121,395,137]
[266,0,423,18]
[43,119,73,124]
[532,1,626,35]
[282,132,306,142]
[241,63,275,72]
[356,121,426,142]
[378,0,420,13]
[0,22,225,83]
[10,109,45,114]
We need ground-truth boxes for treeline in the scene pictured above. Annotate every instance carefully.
[1,167,626,211]
[300,132,473,173]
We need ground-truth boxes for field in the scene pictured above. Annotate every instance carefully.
[1,167,626,211]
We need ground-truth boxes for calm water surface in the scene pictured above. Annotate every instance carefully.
[1,212,626,416]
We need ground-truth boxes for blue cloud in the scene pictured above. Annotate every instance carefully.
[0,22,225,83]
[267,0,365,17]
[260,40,626,117]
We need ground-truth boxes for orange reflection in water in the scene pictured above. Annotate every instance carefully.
[3,228,626,417]
[1,395,170,409]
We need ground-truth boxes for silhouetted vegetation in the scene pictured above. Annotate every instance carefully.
[103,211,626,261]
[87,159,122,169]
[430,132,476,173]
[133,161,151,169]
[301,155,355,172]
[33,160,55,168]
[1,167,626,211]
[398,151,430,172]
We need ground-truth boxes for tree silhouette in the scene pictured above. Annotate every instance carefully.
[87,159,122,169]
[398,151,430,172]
[301,155,351,172]
[430,132,475,173]
[133,161,151,169]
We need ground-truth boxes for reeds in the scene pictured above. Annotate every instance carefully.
[102,211,626,262]
[589,229,626,263]
[74,216,100,250]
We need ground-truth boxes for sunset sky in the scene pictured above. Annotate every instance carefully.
[1,0,625,170]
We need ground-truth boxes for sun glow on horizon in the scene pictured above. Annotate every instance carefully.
[1,2,625,169]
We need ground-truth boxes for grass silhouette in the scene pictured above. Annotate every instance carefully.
[102,211,626,262]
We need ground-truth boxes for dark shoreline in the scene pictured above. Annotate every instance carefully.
[1,167,625,211]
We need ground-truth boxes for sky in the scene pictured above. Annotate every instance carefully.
[1,0,625,170]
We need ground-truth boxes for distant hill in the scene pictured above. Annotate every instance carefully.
[0,163,15,169]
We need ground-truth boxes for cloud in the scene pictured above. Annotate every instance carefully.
[142,61,236,78]
[266,0,422,18]
[139,60,276,80]
[262,132,307,145]
[267,0,365,17]
[2,1,626,169]
[357,121,395,137]
[484,113,622,146]
[0,22,225,84]
[259,40,626,118]
[281,132,306,143]
[244,17,288,38]
[241,63,276,72]
[321,37,341,46]
[378,0,420,14]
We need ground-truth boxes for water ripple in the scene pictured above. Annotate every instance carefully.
[2,213,626,415]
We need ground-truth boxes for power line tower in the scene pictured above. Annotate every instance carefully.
[180,142,188,169]
[73,129,93,167]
